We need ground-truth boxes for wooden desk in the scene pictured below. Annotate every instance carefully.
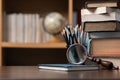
[0,66,120,80]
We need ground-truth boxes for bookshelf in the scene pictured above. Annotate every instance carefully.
[0,0,83,66]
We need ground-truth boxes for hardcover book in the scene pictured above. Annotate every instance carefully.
[86,31,120,39]
[81,12,120,22]
[38,64,98,71]
[88,38,120,57]
[85,1,120,8]
[84,31,120,47]
[83,21,120,32]
[81,7,119,15]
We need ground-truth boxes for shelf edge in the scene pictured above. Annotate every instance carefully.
[2,42,66,48]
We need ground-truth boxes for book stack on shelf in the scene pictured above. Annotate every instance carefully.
[3,13,54,43]
[81,0,120,67]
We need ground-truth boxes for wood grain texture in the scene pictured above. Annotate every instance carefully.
[0,0,2,66]
[68,0,73,25]
[2,42,66,48]
[0,66,120,80]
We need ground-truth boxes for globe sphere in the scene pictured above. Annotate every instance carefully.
[43,12,65,34]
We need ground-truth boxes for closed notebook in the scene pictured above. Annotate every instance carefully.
[38,64,98,71]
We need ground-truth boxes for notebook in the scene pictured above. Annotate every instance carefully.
[38,64,98,71]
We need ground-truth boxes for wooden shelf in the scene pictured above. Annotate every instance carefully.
[0,0,77,66]
[2,42,66,48]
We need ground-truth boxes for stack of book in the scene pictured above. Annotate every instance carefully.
[81,0,120,67]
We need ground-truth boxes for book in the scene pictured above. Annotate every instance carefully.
[81,11,120,22]
[86,31,120,39]
[7,13,17,43]
[83,32,120,47]
[38,64,98,71]
[35,14,40,43]
[83,21,120,32]
[81,7,119,15]
[16,13,24,43]
[23,14,31,43]
[30,14,35,43]
[24,14,29,43]
[88,38,120,57]
[85,1,120,8]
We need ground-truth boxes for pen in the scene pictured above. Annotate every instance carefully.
[68,27,74,45]
[61,29,69,48]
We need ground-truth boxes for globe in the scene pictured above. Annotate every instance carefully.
[43,12,65,34]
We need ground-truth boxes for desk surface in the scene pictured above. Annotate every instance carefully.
[0,66,120,80]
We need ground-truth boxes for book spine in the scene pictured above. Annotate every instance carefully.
[39,18,44,43]
[24,14,28,43]
[16,13,24,43]
[35,14,40,43]
[29,14,34,43]
[8,14,17,43]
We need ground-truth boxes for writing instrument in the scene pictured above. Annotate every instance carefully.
[77,28,81,43]
[61,29,70,48]
[73,32,78,43]
[65,30,70,48]
[74,25,78,38]
[65,27,69,41]
[79,25,83,44]
[65,26,72,45]
[68,27,74,45]
[74,25,79,43]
